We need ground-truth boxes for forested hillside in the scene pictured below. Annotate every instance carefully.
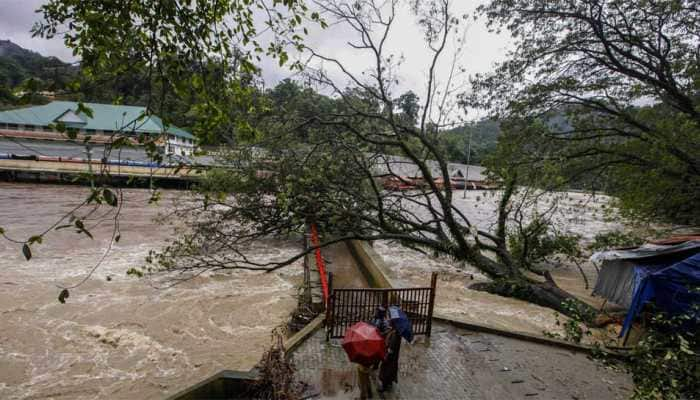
[438,119,500,165]
[0,40,153,109]
[0,39,77,107]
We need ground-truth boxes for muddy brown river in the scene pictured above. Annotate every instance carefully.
[0,183,303,400]
[0,183,630,399]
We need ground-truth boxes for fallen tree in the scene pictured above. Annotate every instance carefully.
[139,0,601,321]
[32,0,637,321]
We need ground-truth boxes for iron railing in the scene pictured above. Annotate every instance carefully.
[326,272,437,339]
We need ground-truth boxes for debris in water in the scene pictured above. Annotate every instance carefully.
[58,288,69,304]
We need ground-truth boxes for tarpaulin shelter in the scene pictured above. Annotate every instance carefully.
[591,240,700,308]
[619,253,700,337]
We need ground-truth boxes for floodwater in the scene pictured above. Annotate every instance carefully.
[0,183,303,400]
[373,190,626,338]
[0,183,631,398]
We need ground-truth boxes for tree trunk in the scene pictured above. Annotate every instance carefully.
[469,272,598,323]
[465,171,599,323]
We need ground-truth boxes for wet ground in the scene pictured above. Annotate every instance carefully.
[0,183,303,400]
[292,322,632,400]
[297,241,632,400]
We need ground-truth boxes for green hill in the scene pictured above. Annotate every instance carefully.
[0,39,76,90]
[439,119,500,165]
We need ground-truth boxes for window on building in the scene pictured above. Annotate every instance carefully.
[25,125,35,131]
[7,124,18,129]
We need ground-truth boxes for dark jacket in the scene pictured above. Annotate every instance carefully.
[379,328,401,385]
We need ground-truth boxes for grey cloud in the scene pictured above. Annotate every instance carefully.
[0,0,76,62]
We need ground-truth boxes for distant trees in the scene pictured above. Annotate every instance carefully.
[438,119,500,165]
[0,40,77,108]
[0,40,75,90]
[468,0,700,225]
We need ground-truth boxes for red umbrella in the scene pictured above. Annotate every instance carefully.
[341,322,386,366]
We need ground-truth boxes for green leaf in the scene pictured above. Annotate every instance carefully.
[86,189,99,204]
[126,267,144,278]
[111,136,130,149]
[75,219,93,239]
[58,288,70,304]
[22,244,31,261]
[28,235,43,245]
[76,102,94,118]
[278,51,288,66]
[103,188,118,207]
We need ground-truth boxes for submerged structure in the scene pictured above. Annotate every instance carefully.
[0,101,196,156]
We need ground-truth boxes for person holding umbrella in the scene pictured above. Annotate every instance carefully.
[341,321,386,399]
[370,306,389,334]
[378,306,413,392]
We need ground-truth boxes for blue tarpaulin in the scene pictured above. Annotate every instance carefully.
[620,253,700,337]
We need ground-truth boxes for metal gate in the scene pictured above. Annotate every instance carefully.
[326,272,437,339]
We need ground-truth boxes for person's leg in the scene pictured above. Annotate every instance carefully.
[377,362,387,392]
[358,365,372,399]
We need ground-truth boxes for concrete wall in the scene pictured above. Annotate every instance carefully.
[345,240,393,289]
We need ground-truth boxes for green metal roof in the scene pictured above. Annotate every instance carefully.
[0,101,194,140]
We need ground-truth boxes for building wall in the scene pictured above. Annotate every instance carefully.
[165,135,195,156]
[0,124,196,156]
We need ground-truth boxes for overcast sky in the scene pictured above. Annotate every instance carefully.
[0,0,511,120]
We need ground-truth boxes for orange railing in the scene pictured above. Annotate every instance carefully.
[309,223,329,305]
